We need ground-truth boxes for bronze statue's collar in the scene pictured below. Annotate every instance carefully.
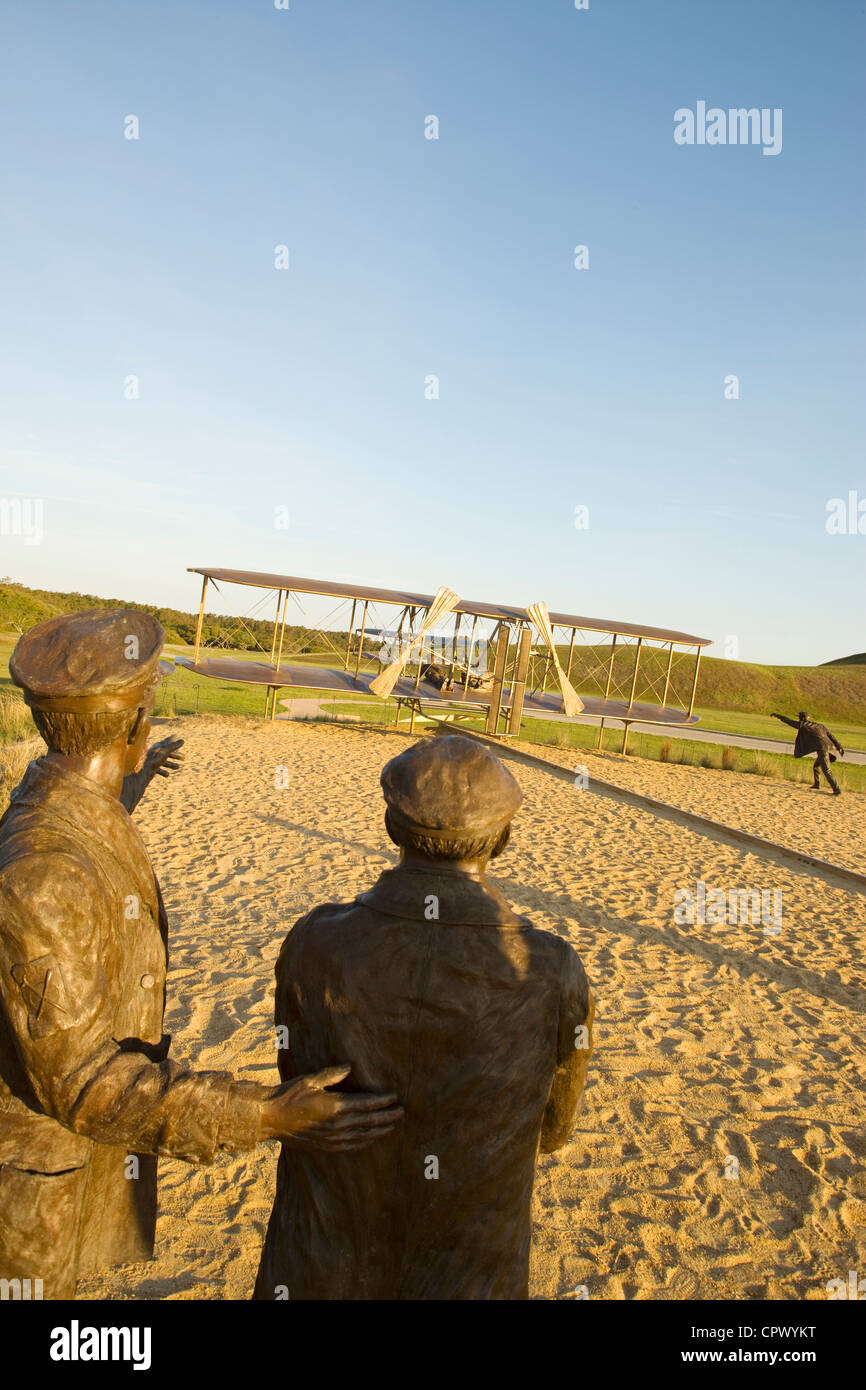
[11,755,129,821]
[7,757,155,897]
[357,865,526,927]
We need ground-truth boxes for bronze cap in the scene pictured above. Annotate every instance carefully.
[381,735,523,837]
[10,609,165,713]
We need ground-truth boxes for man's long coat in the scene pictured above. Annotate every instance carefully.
[792,719,843,761]
[0,759,262,1297]
[254,864,594,1301]
[776,715,843,760]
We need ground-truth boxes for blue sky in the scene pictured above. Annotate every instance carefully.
[0,0,863,665]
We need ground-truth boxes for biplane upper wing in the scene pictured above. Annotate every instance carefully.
[180,567,712,729]
[186,568,710,644]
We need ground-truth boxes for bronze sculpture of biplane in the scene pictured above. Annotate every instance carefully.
[176,567,712,749]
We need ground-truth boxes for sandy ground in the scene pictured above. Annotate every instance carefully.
[535,739,866,875]
[76,717,866,1302]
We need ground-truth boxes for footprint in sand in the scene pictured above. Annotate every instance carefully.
[211,855,258,887]
[656,1268,700,1300]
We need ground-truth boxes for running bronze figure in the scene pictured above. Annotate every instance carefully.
[771,710,844,795]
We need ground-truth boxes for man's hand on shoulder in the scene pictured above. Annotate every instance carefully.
[258,1065,403,1151]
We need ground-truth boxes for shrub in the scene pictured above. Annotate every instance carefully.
[0,737,42,814]
[753,753,781,779]
[0,695,34,746]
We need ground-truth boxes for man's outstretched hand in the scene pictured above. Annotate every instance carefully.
[259,1066,403,1152]
[121,737,186,813]
[145,736,185,780]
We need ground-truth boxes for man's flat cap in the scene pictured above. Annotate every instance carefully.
[11,610,165,713]
[381,735,522,838]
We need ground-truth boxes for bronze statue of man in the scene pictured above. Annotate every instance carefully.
[255,734,595,1300]
[771,710,844,794]
[0,610,402,1299]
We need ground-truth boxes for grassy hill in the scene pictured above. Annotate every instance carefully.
[822,653,866,667]
[676,653,866,725]
[555,643,866,725]
[0,580,331,654]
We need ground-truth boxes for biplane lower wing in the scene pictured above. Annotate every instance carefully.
[173,657,700,726]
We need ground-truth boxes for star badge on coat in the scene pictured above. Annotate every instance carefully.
[10,954,76,1040]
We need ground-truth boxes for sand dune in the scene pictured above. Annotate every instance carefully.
[75,718,866,1301]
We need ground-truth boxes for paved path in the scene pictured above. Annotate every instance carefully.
[554,712,866,765]
[277,697,361,722]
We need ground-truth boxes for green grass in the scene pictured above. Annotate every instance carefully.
[2,634,863,794]
[290,698,866,793]
[675,651,866,724]
[692,707,866,752]
[4,576,866,725]
[0,692,36,744]
[0,635,380,724]
[151,649,384,720]
[486,716,865,793]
